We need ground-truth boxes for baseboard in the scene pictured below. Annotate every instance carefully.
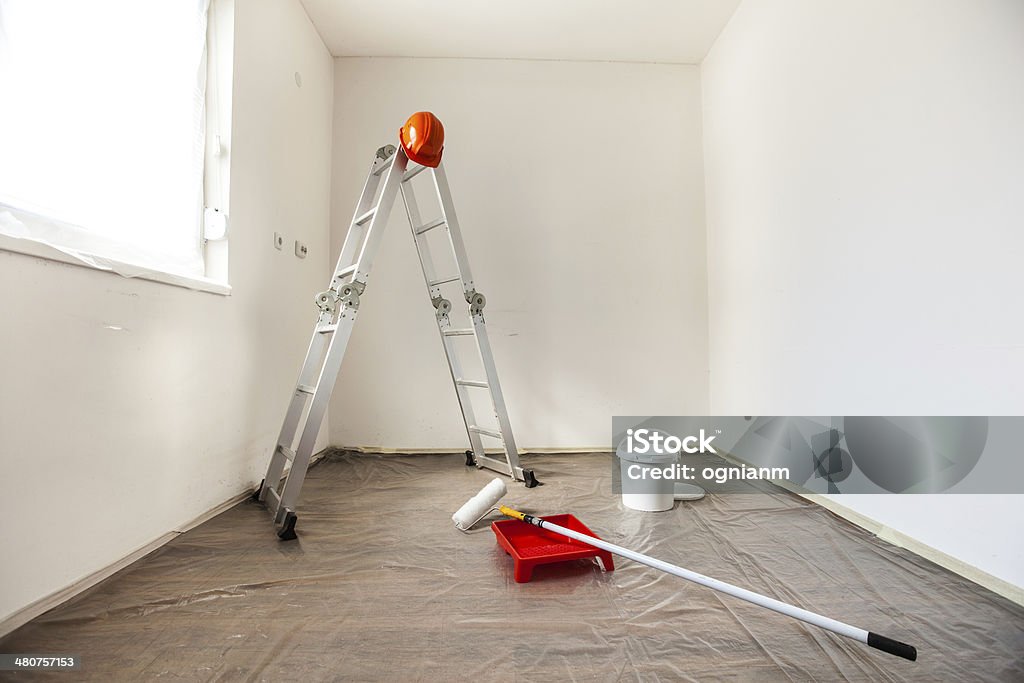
[332,445,614,455]
[800,492,1024,607]
[713,450,1024,607]
[0,450,330,639]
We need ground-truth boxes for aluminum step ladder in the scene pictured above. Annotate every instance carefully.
[255,144,538,539]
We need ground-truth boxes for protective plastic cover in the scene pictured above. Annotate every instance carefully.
[2,452,1022,680]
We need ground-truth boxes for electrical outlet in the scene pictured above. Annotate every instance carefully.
[295,240,308,259]
[203,207,228,240]
[274,232,284,250]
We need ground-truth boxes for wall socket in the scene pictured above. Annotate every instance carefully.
[295,240,308,258]
[274,232,284,250]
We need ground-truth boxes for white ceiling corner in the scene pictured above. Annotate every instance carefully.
[299,0,741,64]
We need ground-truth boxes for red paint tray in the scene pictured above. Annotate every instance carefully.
[491,514,615,583]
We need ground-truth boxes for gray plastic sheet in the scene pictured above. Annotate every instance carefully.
[2,452,1022,681]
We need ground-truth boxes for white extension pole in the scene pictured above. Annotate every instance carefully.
[498,506,917,661]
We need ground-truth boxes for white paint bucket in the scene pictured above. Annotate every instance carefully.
[616,437,678,512]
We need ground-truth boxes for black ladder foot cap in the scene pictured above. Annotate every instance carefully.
[523,469,540,488]
[277,511,298,541]
[464,450,476,467]
[252,479,265,502]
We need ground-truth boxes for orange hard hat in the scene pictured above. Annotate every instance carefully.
[399,112,444,168]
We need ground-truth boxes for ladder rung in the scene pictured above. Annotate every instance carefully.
[354,208,376,225]
[473,454,514,477]
[317,324,338,334]
[403,164,429,182]
[469,426,503,440]
[443,328,475,336]
[264,485,281,509]
[336,264,358,278]
[296,384,316,395]
[455,379,488,388]
[277,445,295,462]
[414,217,446,235]
[428,275,461,287]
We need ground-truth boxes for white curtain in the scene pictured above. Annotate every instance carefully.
[0,0,210,278]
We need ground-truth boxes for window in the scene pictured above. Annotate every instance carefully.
[0,0,220,285]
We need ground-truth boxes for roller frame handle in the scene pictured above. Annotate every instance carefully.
[497,506,916,662]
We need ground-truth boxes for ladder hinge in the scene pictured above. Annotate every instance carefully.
[315,290,339,315]
[371,145,396,175]
[468,291,486,315]
[432,296,452,319]
[339,281,365,309]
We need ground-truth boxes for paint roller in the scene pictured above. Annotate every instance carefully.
[452,478,508,531]
[453,479,918,662]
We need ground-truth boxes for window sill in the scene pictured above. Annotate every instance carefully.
[0,235,231,296]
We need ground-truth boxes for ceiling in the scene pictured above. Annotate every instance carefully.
[299,0,741,64]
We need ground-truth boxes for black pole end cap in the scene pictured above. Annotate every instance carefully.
[867,632,917,661]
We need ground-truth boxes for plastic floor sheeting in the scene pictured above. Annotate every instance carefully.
[2,451,1022,681]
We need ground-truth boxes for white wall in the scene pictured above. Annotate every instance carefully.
[328,58,708,450]
[702,0,1024,588]
[0,0,334,626]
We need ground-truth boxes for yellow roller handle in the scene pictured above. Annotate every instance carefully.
[499,505,526,521]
